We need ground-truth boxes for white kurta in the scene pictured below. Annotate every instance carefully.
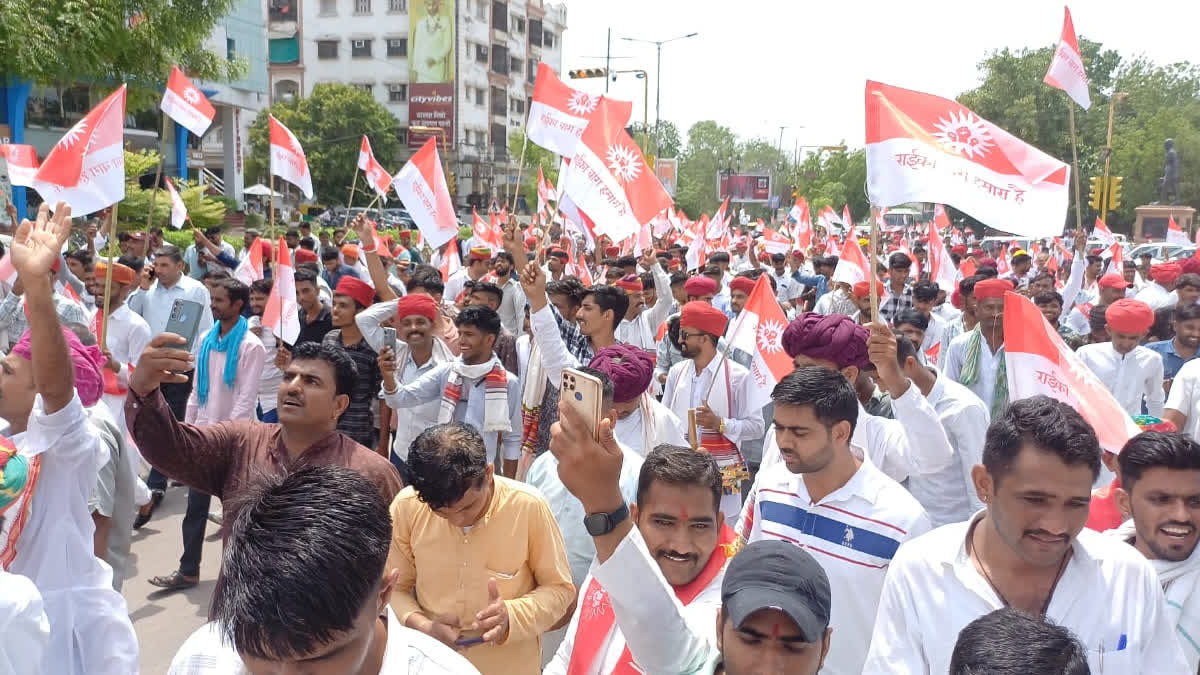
[1135,281,1177,311]
[94,304,152,432]
[1077,343,1165,417]
[863,515,1190,674]
[904,375,990,527]
[613,396,688,456]
[6,394,139,674]
[1166,359,1200,442]
[0,570,48,675]
[941,331,1004,412]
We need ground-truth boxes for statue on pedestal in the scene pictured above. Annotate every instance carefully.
[1159,138,1180,205]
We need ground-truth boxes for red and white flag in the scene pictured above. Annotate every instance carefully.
[832,233,872,286]
[0,144,38,187]
[393,137,458,249]
[865,80,1070,238]
[707,198,731,240]
[1043,7,1091,110]
[934,203,952,232]
[560,97,673,244]
[759,228,793,256]
[1168,216,1188,245]
[1004,291,1140,454]
[1102,241,1124,276]
[470,207,499,249]
[234,236,264,285]
[165,176,188,229]
[31,86,126,214]
[924,341,941,366]
[1092,216,1116,247]
[439,236,461,282]
[788,197,813,249]
[527,63,633,156]
[537,165,556,218]
[817,205,844,233]
[726,275,794,410]
[927,220,958,293]
[842,205,854,231]
[269,115,313,199]
[263,237,301,345]
[161,65,216,136]
[357,135,393,200]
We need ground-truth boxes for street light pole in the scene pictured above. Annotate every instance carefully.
[622,32,698,157]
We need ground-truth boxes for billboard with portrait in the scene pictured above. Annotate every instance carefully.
[717,172,772,203]
[409,0,455,150]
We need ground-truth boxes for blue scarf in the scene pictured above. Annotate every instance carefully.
[196,316,248,407]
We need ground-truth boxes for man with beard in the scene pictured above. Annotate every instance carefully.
[864,397,1187,674]
[662,302,763,519]
[492,251,526,338]
[467,282,520,375]
[544,247,569,282]
[547,402,834,675]
[1077,299,1165,417]
[1114,431,1200,672]
[943,278,1012,418]
[739,367,929,675]
[1148,303,1200,385]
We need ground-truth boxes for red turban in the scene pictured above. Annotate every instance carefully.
[852,281,885,299]
[588,343,654,403]
[294,248,318,264]
[976,257,998,270]
[1098,273,1130,290]
[680,301,728,337]
[1105,299,1154,334]
[258,238,274,260]
[759,252,772,263]
[684,275,718,297]
[547,247,569,260]
[335,276,374,308]
[615,275,643,293]
[781,313,870,370]
[973,278,1014,300]
[1181,257,1200,276]
[1152,262,1183,284]
[394,293,437,322]
[951,245,968,256]
[524,236,538,248]
[604,246,621,258]
[730,277,756,295]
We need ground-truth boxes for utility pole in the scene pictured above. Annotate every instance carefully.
[605,29,611,94]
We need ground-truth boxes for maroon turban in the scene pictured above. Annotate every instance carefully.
[781,313,870,370]
[589,343,655,403]
[1181,257,1200,276]
[684,275,719,297]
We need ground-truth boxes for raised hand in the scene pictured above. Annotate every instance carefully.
[129,333,195,396]
[11,202,71,279]
[550,401,624,513]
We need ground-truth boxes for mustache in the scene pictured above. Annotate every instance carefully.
[1023,529,1068,540]
[656,550,697,562]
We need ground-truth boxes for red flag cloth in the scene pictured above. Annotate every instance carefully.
[1003,291,1140,454]
[161,65,216,136]
[269,115,313,199]
[0,144,38,187]
[725,276,795,410]
[31,86,126,214]
[263,238,301,344]
[393,137,458,249]
[865,80,1069,239]
[527,62,633,157]
[357,135,393,200]
[832,234,871,286]
[1043,6,1091,110]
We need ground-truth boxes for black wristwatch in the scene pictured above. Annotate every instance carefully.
[583,503,629,536]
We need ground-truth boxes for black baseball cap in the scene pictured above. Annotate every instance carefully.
[721,540,831,642]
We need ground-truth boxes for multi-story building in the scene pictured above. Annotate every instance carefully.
[268,0,565,207]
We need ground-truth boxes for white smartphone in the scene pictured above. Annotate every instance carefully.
[560,368,604,440]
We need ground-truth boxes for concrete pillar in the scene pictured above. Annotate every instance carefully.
[175,121,189,180]
[1,80,32,219]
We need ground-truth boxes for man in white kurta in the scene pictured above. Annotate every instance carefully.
[1077,298,1165,417]
[613,259,673,351]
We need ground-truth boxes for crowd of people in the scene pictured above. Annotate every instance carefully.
[4,202,1200,674]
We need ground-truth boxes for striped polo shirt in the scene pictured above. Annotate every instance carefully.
[736,445,931,675]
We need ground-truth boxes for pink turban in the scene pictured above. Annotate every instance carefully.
[11,327,106,407]
[588,344,655,403]
[781,313,870,370]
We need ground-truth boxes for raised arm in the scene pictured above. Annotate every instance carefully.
[353,215,398,301]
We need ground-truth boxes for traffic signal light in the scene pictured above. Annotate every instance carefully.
[1107,176,1123,211]
[1088,176,1104,211]
[568,68,607,79]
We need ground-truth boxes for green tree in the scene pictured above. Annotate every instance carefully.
[116,149,226,231]
[507,129,560,215]
[675,120,738,218]
[786,148,868,224]
[958,40,1199,227]
[0,0,244,110]
[246,84,403,206]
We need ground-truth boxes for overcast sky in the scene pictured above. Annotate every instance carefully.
[558,0,1198,156]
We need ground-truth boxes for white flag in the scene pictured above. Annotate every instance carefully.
[1043,6,1091,110]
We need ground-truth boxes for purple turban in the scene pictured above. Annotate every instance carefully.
[11,327,106,407]
[588,343,654,403]
[780,313,870,370]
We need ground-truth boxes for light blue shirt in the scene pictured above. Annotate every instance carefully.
[184,241,237,279]
[381,360,523,463]
[526,444,643,587]
[134,274,214,345]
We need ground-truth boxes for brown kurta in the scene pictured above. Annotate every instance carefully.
[125,387,403,530]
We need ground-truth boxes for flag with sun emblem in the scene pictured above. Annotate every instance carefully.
[560,97,673,243]
[726,275,793,410]
[527,63,633,157]
[865,80,1069,239]
[269,115,314,199]
[357,135,393,200]
[31,85,127,214]
[161,66,215,137]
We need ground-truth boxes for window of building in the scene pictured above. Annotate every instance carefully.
[354,83,373,93]
[528,58,538,83]
[387,38,407,57]
[529,18,543,45]
[474,87,485,106]
[226,38,236,60]
[510,56,523,74]
[317,40,338,59]
[490,44,507,75]
[543,31,555,48]
[319,0,336,15]
[475,0,487,20]
[490,86,506,116]
[511,15,525,34]
[388,83,407,102]
[475,43,489,64]
[492,1,507,31]
[355,0,371,14]
[491,123,507,160]
[352,39,372,58]
[509,98,525,114]
[388,0,406,11]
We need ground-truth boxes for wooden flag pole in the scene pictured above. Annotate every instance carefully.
[142,114,169,258]
[687,408,699,451]
[509,131,530,210]
[98,202,120,348]
[869,205,881,321]
[1067,102,1084,233]
[343,167,361,227]
[269,175,276,242]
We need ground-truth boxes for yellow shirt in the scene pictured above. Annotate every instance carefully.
[388,476,575,674]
